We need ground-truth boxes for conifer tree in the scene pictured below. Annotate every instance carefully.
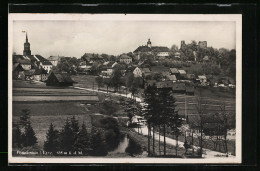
[76,122,90,155]
[90,127,107,156]
[44,123,59,155]
[22,122,37,147]
[59,118,74,155]
[70,116,80,153]
[12,123,22,148]
[19,109,31,128]
[143,84,158,156]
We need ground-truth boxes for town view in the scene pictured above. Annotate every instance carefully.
[12,23,236,159]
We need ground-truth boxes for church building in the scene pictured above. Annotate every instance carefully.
[23,33,31,56]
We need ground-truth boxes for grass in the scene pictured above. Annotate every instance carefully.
[13,102,88,116]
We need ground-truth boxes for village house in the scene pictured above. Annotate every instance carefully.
[13,63,25,80]
[24,69,35,80]
[119,54,132,64]
[40,61,53,73]
[47,56,62,66]
[197,75,207,86]
[172,82,186,94]
[169,68,180,77]
[18,59,31,70]
[34,68,48,81]
[166,75,177,82]
[178,69,187,79]
[133,67,143,77]
[156,81,174,89]
[174,51,181,58]
[45,71,76,86]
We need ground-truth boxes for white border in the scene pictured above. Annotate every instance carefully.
[8,14,242,164]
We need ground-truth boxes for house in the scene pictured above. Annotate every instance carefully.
[34,68,48,81]
[172,83,186,94]
[166,75,177,81]
[24,69,35,80]
[47,56,62,66]
[13,63,25,80]
[141,68,151,74]
[119,54,132,64]
[198,75,207,82]
[18,59,31,70]
[45,72,76,86]
[169,68,180,78]
[178,70,187,80]
[133,39,170,59]
[186,74,196,81]
[186,86,195,95]
[40,61,53,73]
[174,51,181,58]
[133,67,143,77]
[153,46,170,58]
[156,81,174,89]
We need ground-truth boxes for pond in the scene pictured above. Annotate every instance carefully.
[109,134,146,157]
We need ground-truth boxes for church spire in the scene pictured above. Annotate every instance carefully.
[26,33,28,43]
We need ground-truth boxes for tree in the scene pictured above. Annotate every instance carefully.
[143,84,158,156]
[59,118,74,155]
[44,123,59,155]
[76,122,90,155]
[19,109,31,128]
[103,78,112,93]
[157,88,179,156]
[170,44,179,53]
[90,127,107,156]
[102,101,118,116]
[12,123,22,148]
[71,116,80,153]
[111,68,123,92]
[22,122,37,147]
[95,76,103,90]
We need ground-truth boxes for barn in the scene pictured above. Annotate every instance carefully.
[45,72,76,86]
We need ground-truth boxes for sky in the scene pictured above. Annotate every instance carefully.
[12,20,236,58]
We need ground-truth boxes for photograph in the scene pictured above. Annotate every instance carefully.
[8,14,242,164]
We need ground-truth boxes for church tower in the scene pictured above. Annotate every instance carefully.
[23,33,31,56]
[147,38,152,48]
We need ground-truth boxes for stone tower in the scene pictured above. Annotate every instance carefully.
[147,38,152,48]
[23,33,31,56]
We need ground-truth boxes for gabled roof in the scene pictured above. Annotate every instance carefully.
[178,70,186,75]
[48,56,62,61]
[133,46,152,53]
[24,69,35,76]
[156,81,174,88]
[18,59,31,65]
[13,63,25,72]
[41,61,52,65]
[34,68,48,75]
[166,75,177,81]
[172,83,186,91]
[152,46,170,52]
[170,68,179,74]
[142,68,151,73]
[120,54,132,59]
[48,72,75,83]
[198,75,207,79]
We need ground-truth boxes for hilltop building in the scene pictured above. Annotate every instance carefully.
[133,39,170,59]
